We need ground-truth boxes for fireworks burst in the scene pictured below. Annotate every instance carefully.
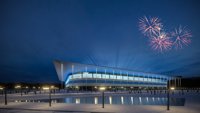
[150,32,173,52]
[138,16,192,52]
[171,26,192,49]
[139,16,162,36]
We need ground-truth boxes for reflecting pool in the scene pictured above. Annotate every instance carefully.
[14,96,185,106]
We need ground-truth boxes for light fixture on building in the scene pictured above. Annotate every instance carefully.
[15,85,21,89]
[99,87,106,91]
[0,86,4,90]
[42,86,50,90]
[170,87,175,90]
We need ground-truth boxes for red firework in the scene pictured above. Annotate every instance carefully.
[139,16,162,37]
[171,26,192,49]
[150,32,173,52]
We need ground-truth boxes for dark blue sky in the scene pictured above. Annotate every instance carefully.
[1,0,200,83]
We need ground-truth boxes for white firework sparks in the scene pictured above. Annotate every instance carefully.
[171,26,192,49]
[139,16,163,37]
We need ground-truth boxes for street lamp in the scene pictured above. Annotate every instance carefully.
[0,86,4,90]
[50,85,55,89]
[15,85,21,89]
[0,86,7,105]
[42,85,52,107]
[15,85,22,96]
[49,86,52,107]
[4,87,7,105]
[99,86,106,108]
[42,86,50,90]
[167,80,176,111]
[170,87,175,90]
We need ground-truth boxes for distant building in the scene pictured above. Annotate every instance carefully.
[54,61,170,89]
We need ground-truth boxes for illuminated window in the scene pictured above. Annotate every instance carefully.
[135,77,139,81]
[152,78,156,82]
[72,74,82,79]
[123,76,128,80]
[138,77,143,81]
[110,75,116,79]
[102,74,108,79]
[82,72,92,78]
[128,76,134,80]
[93,73,101,78]
[117,75,122,80]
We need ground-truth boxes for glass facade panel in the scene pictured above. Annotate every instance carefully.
[94,74,101,78]
[72,74,82,79]
[82,72,92,78]
[128,76,134,80]
[110,75,116,79]
[135,77,139,81]
[66,72,168,87]
[102,74,108,79]
[123,76,128,80]
[138,77,143,81]
[117,75,122,80]
[152,78,156,82]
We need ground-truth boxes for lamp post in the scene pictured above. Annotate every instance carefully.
[15,85,22,96]
[167,86,170,110]
[5,89,7,105]
[49,86,52,107]
[0,86,4,95]
[167,79,175,111]
[2,87,7,105]
[99,87,106,108]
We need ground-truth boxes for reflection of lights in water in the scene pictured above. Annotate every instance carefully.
[158,97,160,101]
[146,97,149,102]
[153,97,155,102]
[139,97,142,104]
[94,97,98,104]
[131,97,133,104]
[51,100,57,103]
[75,98,80,104]
[121,96,124,104]
[65,98,70,103]
[109,96,112,104]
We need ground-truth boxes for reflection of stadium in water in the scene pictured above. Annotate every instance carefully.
[14,96,185,106]
[54,61,181,88]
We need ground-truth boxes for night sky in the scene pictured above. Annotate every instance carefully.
[1,0,200,83]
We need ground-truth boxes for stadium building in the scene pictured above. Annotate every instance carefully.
[54,61,179,90]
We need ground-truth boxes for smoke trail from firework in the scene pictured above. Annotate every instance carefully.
[139,16,162,36]
[171,26,192,49]
[150,32,173,52]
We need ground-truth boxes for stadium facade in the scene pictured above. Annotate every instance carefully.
[54,61,179,89]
